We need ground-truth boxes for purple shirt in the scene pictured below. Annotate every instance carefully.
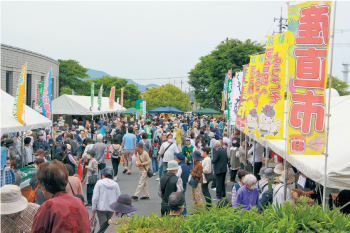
[233,185,261,212]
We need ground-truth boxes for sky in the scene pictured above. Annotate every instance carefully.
[2,1,350,91]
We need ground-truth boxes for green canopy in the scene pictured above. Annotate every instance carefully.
[122,107,136,115]
[193,108,221,115]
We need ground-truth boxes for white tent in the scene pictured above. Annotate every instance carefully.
[238,96,350,190]
[0,90,52,134]
[52,94,126,115]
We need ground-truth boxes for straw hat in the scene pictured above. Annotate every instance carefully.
[274,163,284,175]
[279,170,295,184]
[25,130,33,136]
[1,185,28,215]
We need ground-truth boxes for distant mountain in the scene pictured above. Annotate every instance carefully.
[85,69,159,91]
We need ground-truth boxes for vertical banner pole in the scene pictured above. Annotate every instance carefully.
[323,1,337,211]
[21,132,25,168]
[253,140,256,176]
[244,134,247,171]
[265,139,268,168]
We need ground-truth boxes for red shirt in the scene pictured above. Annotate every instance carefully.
[31,191,90,233]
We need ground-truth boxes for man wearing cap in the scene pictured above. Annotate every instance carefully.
[54,136,63,154]
[272,170,293,207]
[131,142,151,201]
[1,185,40,232]
[257,168,275,198]
[34,149,47,162]
[32,132,49,156]
[158,160,183,216]
[174,153,190,215]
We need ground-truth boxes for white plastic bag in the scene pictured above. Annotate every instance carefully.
[132,154,137,165]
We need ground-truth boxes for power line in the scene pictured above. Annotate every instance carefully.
[120,76,189,81]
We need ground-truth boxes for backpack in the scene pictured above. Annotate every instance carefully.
[260,185,282,210]
[152,144,159,157]
[111,145,120,159]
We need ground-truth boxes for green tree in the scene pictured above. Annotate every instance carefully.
[326,76,349,96]
[60,86,72,95]
[188,39,265,110]
[58,59,90,95]
[86,76,141,108]
[142,84,189,111]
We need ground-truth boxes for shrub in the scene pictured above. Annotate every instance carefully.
[114,197,350,232]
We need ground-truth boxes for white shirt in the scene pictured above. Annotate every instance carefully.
[190,139,195,148]
[248,143,264,162]
[223,137,232,148]
[158,141,179,162]
[176,166,182,177]
[201,157,212,183]
[24,146,33,165]
[272,183,293,207]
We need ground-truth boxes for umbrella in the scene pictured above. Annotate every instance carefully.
[123,107,137,115]
[193,108,221,115]
[148,106,184,114]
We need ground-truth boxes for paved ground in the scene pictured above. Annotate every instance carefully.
[83,156,235,231]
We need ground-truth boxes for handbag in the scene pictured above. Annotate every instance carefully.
[139,156,153,178]
[189,176,199,188]
[204,172,215,183]
[28,184,39,203]
[90,214,97,233]
[88,170,98,185]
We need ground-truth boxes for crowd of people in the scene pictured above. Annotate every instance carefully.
[1,113,349,232]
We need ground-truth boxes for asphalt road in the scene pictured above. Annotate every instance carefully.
[83,155,234,232]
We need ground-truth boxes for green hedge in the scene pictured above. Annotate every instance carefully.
[114,197,350,232]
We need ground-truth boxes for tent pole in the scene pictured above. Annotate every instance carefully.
[323,1,337,211]
[91,113,94,139]
[244,133,247,171]
[253,140,255,176]
[265,139,268,168]
[21,131,25,168]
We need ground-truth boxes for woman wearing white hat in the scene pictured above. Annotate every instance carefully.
[0,185,40,232]
[272,170,294,207]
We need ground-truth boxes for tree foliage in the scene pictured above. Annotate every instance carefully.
[86,76,141,108]
[142,84,189,111]
[326,76,349,96]
[58,59,141,108]
[188,39,265,110]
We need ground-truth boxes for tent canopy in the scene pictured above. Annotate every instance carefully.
[52,94,126,115]
[193,108,221,115]
[123,107,136,115]
[1,90,52,133]
[238,96,350,190]
[148,106,184,114]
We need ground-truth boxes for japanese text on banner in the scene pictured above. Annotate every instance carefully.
[227,79,233,121]
[287,1,331,155]
[236,64,249,128]
[13,64,26,125]
[42,69,52,120]
[231,72,243,125]
[256,33,287,139]
[109,86,115,110]
[244,56,258,134]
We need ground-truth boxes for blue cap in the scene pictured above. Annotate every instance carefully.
[154,138,159,142]
[62,127,67,131]
[48,138,54,145]
[174,152,185,161]
[56,136,62,142]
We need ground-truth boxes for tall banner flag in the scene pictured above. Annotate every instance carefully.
[98,84,103,111]
[287,1,331,155]
[136,100,144,119]
[121,88,124,108]
[236,64,249,128]
[90,83,94,110]
[142,100,146,120]
[231,72,243,124]
[255,33,287,139]
[109,86,115,110]
[223,74,228,102]
[226,79,233,120]
[35,81,43,107]
[42,69,52,120]
[221,92,225,111]
[244,55,258,134]
[13,63,27,124]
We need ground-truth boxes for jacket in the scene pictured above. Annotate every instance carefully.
[159,172,179,205]
[93,142,107,163]
[136,150,151,171]
[178,161,190,190]
[191,160,203,184]
[92,178,121,212]
[84,158,98,184]
[65,138,78,156]
[66,176,84,196]
[212,148,228,175]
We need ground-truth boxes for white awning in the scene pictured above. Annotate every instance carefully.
[1,90,52,133]
[52,94,126,115]
[237,96,350,190]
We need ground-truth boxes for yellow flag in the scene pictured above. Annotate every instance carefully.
[287,1,331,155]
[256,33,287,139]
[12,64,26,125]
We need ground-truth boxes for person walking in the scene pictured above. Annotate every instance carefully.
[201,147,212,208]
[156,132,167,181]
[131,142,151,201]
[174,153,190,215]
[151,138,160,176]
[158,134,179,177]
[65,164,84,196]
[212,140,228,201]
[83,149,98,207]
[190,151,204,209]
[92,167,121,227]
[121,127,137,175]
[109,137,122,180]
[182,138,194,170]
[93,134,107,176]
[158,160,183,216]
[174,124,183,151]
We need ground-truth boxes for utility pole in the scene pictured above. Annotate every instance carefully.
[188,86,191,112]
[274,7,287,34]
[226,37,229,44]
[180,79,183,92]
